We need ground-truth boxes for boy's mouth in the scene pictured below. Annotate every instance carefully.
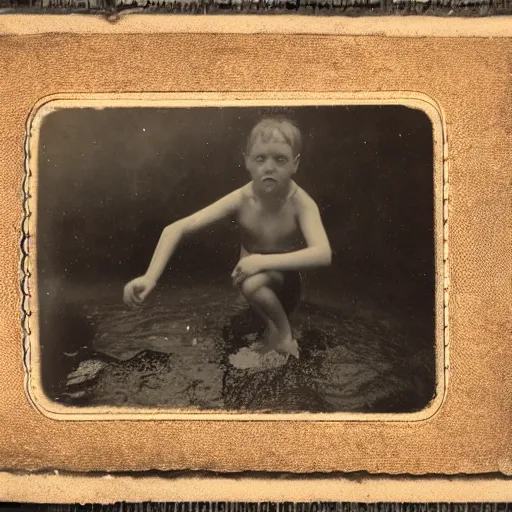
[259,177,278,192]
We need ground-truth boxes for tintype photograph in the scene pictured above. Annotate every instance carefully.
[25,94,445,419]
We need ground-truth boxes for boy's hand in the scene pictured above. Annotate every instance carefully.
[231,255,265,286]
[123,275,156,308]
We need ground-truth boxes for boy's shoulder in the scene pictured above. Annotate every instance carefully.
[239,182,254,198]
[291,183,320,211]
[219,184,250,205]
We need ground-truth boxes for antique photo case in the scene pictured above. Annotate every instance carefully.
[0,17,510,488]
[24,93,446,422]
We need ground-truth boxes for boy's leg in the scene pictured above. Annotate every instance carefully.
[237,272,281,350]
[238,271,298,357]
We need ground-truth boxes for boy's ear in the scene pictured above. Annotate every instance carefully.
[293,153,301,172]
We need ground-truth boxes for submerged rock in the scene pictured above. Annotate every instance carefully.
[66,359,107,387]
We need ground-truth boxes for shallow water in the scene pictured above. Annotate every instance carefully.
[49,279,435,413]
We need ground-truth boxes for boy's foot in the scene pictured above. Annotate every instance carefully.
[248,327,274,354]
[228,346,289,370]
[248,339,272,354]
[274,338,300,359]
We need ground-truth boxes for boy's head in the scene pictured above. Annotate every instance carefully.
[246,117,302,158]
[244,117,302,193]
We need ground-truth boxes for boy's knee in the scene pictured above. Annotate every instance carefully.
[239,271,283,298]
[239,275,260,298]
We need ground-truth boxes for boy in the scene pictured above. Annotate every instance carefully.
[123,117,332,359]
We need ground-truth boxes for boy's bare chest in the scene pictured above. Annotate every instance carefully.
[236,200,300,247]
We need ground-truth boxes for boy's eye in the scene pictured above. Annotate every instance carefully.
[277,157,287,163]
[255,156,265,163]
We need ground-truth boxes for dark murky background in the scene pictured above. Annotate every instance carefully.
[36,105,436,413]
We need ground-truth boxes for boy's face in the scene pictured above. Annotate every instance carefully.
[245,132,299,194]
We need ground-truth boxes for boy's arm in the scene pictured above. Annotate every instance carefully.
[143,188,242,284]
[255,193,332,273]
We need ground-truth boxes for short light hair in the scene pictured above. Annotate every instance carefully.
[246,117,302,157]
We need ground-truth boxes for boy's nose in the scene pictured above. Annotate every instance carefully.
[263,161,276,173]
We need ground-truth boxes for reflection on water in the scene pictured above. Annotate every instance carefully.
[46,280,435,413]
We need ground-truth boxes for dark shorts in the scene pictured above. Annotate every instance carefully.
[277,270,302,316]
[236,270,302,316]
